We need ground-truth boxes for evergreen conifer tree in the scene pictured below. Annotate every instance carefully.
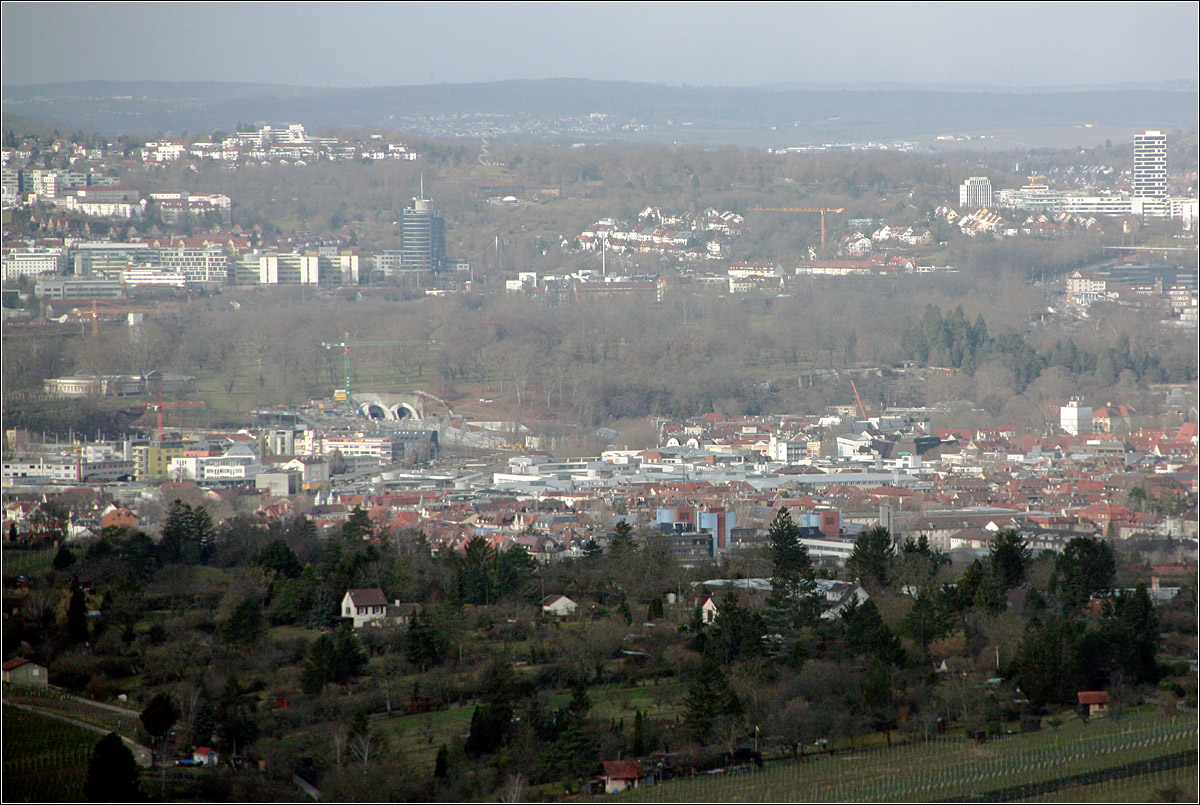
[762,508,819,659]
[84,732,141,802]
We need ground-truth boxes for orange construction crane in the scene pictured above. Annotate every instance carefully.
[850,379,867,419]
[749,207,846,247]
[143,391,205,442]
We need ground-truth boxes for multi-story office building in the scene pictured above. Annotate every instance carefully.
[1133,130,1167,200]
[72,242,152,275]
[133,440,189,481]
[2,247,66,281]
[400,197,445,272]
[34,278,125,300]
[157,243,229,284]
[233,250,359,286]
[958,176,993,209]
[374,250,405,278]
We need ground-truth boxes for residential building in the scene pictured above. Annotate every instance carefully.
[234,250,359,286]
[2,657,48,687]
[1060,399,1092,436]
[342,588,389,628]
[959,176,993,209]
[339,588,423,628]
[1133,131,1167,201]
[3,247,66,281]
[132,441,188,481]
[150,192,233,226]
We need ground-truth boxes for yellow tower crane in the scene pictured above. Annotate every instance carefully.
[749,207,846,248]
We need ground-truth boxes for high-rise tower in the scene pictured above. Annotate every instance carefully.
[400,195,445,272]
[1133,130,1167,199]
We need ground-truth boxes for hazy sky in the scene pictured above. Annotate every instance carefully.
[3,2,1198,89]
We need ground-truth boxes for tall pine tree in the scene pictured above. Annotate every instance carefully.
[763,508,820,659]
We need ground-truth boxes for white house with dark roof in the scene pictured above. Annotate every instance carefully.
[342,587,423,628]
[342,588,390,628]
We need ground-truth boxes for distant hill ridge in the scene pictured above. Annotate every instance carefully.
[2,78,1195,141]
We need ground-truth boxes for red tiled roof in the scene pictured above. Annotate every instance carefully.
[603,760,644,779]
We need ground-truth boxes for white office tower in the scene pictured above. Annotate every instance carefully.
[1133,131,1167,199]
[959,176,993,209]
[1060,398,1092,436]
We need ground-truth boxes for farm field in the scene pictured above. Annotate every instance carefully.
[615,710,1198,803]
[3,686,143,739]
[2,706,101,802]
[1,546,56,577]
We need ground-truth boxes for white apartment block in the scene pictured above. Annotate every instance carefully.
[958,176,993,208]
[254,252,321,285]
[1059,196,1133,216]
[150,192,233,226]
[322,435,399,465]
[65,197,146,219]
[1060,399,1092,436]
[119,268,188,288]
[28,169,89,199]
[1065,271,1108,304]
[142,142,189,162]
[1133,130,1167,199]
[3,247,66,281]
[236,251,359,286]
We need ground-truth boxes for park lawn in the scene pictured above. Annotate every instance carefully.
[1,706,100,803]
[188,368,279,420]
[617,708,1198,803]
